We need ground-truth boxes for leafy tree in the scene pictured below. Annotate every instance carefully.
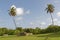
[44,25,59,40]
[46,25,60,33]
[0,28,4,36]
[40,29,46,34]
[24,28,30,33]
[16,27,24,32]
[28,28,34,33]
[33,27,41,34]
[1,28,8,34]
[0,28,8,36]
[24,28,33,33]
[8,29,15,35]
[14,30,20,35]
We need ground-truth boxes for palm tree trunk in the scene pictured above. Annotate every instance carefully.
[12,16,17,29]
[50,13,54,25]
[44,13,54,40]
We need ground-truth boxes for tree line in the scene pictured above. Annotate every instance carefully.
[0,25,60,36]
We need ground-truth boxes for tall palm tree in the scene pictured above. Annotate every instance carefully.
[45,4,55,40]
[9,6,17,29]
[45,4,55,25]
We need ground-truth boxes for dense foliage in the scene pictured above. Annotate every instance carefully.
[0,25,60,36]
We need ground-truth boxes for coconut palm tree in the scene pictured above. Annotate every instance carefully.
[45,4,55,40]
[45,4,55,25]
[9,5,17,29]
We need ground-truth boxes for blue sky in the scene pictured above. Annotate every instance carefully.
[0,0,60,29]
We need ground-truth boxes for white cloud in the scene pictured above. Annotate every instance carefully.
[57,21,60,23]
[40,22,46,25]
[47,18,51,20]
[11,5,16,8]
[54,1,59,3]
[26,10,30,14]
[16,17,23,21]
[57,12,60,16]
[54,21,60,25]
[11,5,31,16]
[16,8,24,16]
[11,5,24,16]
[48,18,58,25]
[57,21,60,26]
[16,22,20,25]
[54,18,58,22]
[30,22,35,25]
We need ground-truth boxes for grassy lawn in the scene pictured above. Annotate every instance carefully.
[0,34,60,40]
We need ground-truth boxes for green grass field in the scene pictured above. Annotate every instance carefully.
[0,33,60,40]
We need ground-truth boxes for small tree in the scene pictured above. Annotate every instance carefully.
[14,30,20,36]
[16,27,24,32]
[8,29,15,35]
[33,27,41,34]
